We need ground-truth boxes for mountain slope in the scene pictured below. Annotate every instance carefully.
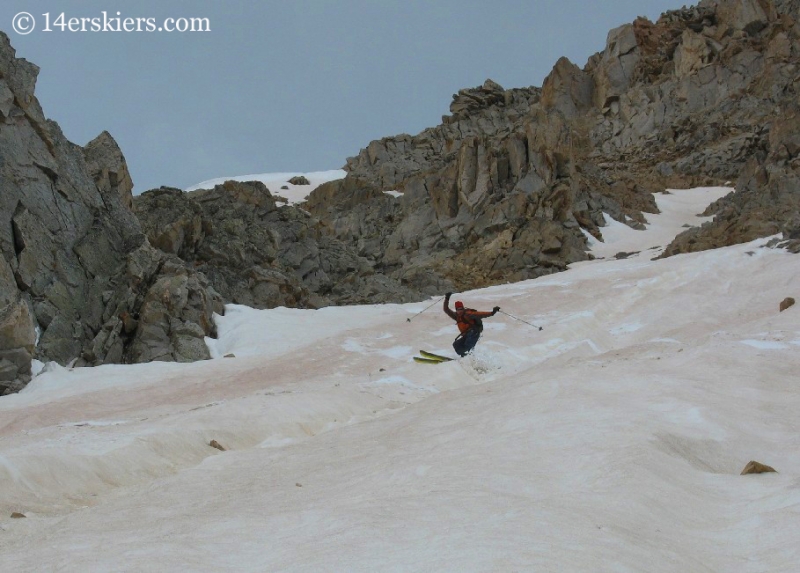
[1,188,798,571]
[305,0,799,293]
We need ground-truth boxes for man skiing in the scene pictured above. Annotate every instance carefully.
[443,292,500,356]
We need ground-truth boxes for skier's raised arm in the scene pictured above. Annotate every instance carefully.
[443,292,458,320]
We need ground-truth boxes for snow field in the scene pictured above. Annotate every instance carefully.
[0,187,798,571]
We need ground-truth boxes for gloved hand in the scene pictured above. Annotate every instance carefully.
[445,292,453,299]
[492,306,500,315]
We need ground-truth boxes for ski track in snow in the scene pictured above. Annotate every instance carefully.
[1,187,800,572]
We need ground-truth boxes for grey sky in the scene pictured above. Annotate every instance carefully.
[3,0,681,193]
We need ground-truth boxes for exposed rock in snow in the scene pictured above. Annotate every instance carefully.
[741,461,777,475]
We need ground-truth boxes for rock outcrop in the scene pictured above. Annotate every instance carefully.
[133,180,422,308]
[83,130,135,210]
[0,31,223,393]
[288,175,310,186]
[304,0,799,294]
[741,460,777,475]
[628,0,799,256]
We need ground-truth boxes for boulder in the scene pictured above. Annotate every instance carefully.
[209,440,226,451]
[779,297,795,311]
[288,175,310,185]
[741,461,777,475]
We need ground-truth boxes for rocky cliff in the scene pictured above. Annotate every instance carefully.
[133,181,421,309]
[305,0,799,290]
[0,31,223,394]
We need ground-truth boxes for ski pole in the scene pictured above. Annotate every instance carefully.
[498,309,543,331]
[407,296,444,322]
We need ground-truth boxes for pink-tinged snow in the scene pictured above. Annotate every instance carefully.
[1,188,799,572]
[185,169,346,204]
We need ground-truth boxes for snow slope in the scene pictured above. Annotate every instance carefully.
[584,186,731,259]
[1,188,799,572]
[185,169,346,204]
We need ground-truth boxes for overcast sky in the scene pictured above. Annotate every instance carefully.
[3,0,681,193]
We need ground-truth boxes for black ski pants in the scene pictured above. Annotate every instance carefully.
[453,327,482,357]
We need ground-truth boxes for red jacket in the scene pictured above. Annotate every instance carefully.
[444,298,494,334]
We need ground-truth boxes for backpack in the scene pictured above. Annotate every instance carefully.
[456,308,483,333]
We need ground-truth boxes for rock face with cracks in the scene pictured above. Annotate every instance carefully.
[0,31,223,394]
[133,181,422,309]
[307,0,799,291]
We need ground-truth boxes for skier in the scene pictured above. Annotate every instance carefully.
[443,292,500,356]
